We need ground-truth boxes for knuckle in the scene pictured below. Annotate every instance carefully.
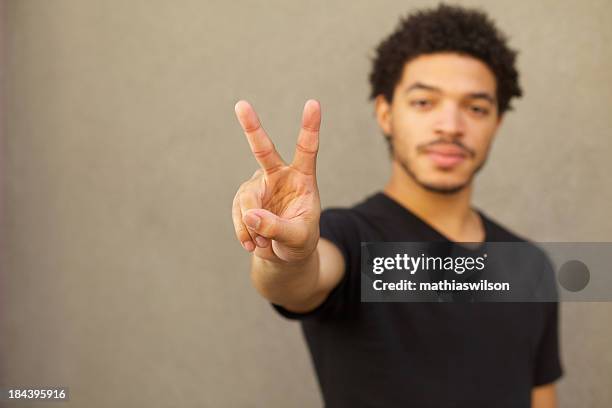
[252,147,275,160]
[295,143,318,156]
[263,164,283,174]
[243,122,262,133]
[241,188,257,200]
[238,183,254,197]
[240,176,262,193]
[237,182,248,194]
[302,124,320,133]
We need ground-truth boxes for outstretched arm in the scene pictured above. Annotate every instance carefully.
[231,100,344,312]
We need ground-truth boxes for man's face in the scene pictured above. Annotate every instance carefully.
[376,52,502,194]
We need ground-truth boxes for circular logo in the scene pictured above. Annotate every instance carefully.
[557,260,590,292]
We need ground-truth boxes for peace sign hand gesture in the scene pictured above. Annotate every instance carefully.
[232,100,322,264]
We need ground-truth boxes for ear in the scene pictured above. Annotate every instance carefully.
[497,114,504,127]
[375,95,392,136]
[495,113,504,131]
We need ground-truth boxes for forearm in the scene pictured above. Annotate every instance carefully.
[250,247,323,310]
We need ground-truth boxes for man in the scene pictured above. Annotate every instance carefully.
[231,4,562,407]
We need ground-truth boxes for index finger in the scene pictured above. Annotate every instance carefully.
[235,100,285,173]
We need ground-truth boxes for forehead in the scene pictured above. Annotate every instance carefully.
[398,52,497,95]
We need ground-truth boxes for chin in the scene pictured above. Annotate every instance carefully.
[420,182,469,194]
[416,175,472,194]
[398,158,478,194]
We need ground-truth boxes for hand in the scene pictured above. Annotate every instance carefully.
[232,99,322,264]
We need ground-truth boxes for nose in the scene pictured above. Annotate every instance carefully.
[433,102,465,139]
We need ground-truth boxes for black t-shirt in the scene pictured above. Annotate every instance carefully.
[273,192,563,408]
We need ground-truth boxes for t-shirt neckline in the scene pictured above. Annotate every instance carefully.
[374,191,491,244]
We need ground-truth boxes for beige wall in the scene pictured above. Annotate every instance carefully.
[2,0,611,406]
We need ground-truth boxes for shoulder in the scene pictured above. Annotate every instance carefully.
[319,206,371,244]
[318,194,387,261]
[321,192,389,228]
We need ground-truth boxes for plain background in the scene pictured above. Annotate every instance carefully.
[2,0,611,406]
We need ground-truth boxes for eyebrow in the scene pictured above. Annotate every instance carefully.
[404,81,496,104]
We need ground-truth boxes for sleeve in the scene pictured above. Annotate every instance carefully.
[532,302,564,386]
[272,208,358,320]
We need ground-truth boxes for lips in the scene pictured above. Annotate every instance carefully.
[424,145,468,169]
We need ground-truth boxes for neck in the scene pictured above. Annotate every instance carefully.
[383,160,484,242]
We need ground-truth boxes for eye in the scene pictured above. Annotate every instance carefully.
[410,99,433,109]
[469,105,490,116]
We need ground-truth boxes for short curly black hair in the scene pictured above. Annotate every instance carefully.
[369,3,522,116]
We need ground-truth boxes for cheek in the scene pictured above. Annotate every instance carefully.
[390,112,430,150]
[469,124,497,157]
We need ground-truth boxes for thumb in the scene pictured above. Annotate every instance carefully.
[242,209,306,245]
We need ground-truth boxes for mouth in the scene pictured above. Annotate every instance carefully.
[424,145,468,169]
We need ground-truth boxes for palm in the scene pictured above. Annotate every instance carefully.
[261,167,318,221]
[233,100,321,262]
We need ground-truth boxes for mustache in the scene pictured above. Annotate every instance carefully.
[416,139,476,158]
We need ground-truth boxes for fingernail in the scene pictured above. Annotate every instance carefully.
[243,213,261,229]
[242,241,255,252]
[255,236,268,248]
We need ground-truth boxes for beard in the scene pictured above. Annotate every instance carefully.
[392,139,487,195]
[396,158,483,194]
